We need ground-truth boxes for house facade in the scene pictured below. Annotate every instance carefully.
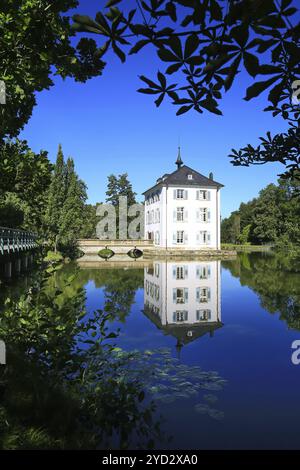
[143,150,223,249]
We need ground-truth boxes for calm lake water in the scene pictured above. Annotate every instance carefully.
[1,251,300,449]
[74,252,300,449]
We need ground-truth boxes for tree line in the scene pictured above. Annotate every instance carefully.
[0,139,137,256]
[221,173,300,247]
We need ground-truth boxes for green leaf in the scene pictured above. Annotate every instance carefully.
[158,48,179,62]
[224,55,241,91]
[244,76,280,101]
[268,81,285,106]
[184,34,200,59]
[166,62,182,74]
[72,15,105,35]
[210,0,223,21]
[231,25,249,47]
[176,104,193,115]
[199,99,223,115]
[129,40,149,54]
[243,52,260,77]
[258,15,286,28]
[137,88,160,95]
[155,93,165,107]
[166,1,177,21]
[112,43,126,62]
[167,36,183,59]
[157,71,166,88]
[130,24,152,37]
[139,75,161,89]
[258,65,283,74]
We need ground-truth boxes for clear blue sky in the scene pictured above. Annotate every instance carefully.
[20,0,289,218]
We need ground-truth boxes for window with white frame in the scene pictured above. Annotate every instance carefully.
[176,288,184,304]
[177,230,184,244]
[199,287,210,303]
[175,311,188,322]
[176,266,184,279]
[196,264,211,279]
[177,207,184,221]
[200,208,209,222]
[173,287,188,304]
[196,309,211,321]
[197,231,211,244]
[196,190,210,200]
[188,174,193,180]
[176,189,184,199]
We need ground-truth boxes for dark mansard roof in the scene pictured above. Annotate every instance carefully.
[143,165,224,196]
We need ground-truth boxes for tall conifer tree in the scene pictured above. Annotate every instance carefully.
[59,157,87,251]
[45,144,66,251]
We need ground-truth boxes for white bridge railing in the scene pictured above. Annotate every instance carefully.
[0,227,38,255]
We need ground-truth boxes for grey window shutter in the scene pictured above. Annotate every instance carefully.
[173,232,177,244]
[196,310,200,321]
[196,232,200,244]
[173,288,177,303]
[184,190,188,200]
[196,190,199,200]
[184,210,188,222]
[207,232,211,243]
[207,265,211,277]
[196,266,200,278]
[184,266,188,278]
[184,288,188,302]
[196,209,200,221]
[208,310,211,320]
[207,288,211,300]
[207,210,211,222]
[173,189,176,199]
[173,312,176,322]
[196,287,200,302]
[184,232,188,244]
[207,191,211,201]
[173,266,176,279]
[184,311,188,321]
[173,210,177,222]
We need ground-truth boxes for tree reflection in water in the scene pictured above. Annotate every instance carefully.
[222,251,300,330]
[0,265,227,450]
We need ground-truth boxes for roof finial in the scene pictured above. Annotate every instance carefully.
[175,146,183,169]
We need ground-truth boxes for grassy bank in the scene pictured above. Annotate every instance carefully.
[221,244,272,252]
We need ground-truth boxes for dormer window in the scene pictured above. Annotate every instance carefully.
[188,174,193,180]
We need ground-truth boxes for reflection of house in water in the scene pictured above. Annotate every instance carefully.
[144,260,222,351]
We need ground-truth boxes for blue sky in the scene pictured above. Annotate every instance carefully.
[20,0,290,218]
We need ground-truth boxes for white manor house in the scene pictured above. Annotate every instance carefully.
[143,149,223,250]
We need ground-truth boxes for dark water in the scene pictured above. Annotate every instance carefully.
[72,252,300,449]
[1,251,300,449]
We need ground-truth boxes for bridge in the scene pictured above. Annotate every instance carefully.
[0,227,38,278]
[0,227,37,255]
